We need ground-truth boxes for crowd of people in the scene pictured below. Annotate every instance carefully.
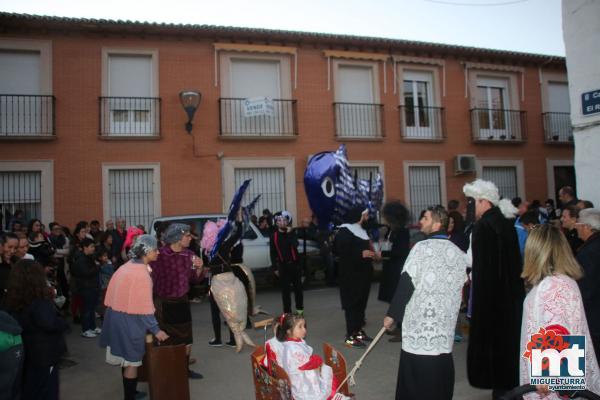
[0,180,599,400]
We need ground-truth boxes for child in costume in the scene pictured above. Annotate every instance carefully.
[270,313,342,400]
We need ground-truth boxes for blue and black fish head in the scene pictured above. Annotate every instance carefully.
[303,151,340,229]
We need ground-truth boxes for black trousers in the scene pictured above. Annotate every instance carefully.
[278,262,303,313]
[209,292,233,342]
[396,350,454,400]
[343,283,371,336]
[0,344,23,400]
[22,364,59,400]
[55,258,69,300]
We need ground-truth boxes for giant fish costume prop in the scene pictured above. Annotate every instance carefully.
[304,144,384,229]
[208,179,256,352]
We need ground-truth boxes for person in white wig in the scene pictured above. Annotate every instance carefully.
[463,179,525,399]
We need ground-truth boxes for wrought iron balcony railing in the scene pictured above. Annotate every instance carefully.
[470,108,527,143]
[399,105,445,141]
[0,95,55,137]
[334,102,384,138]
[219,98,297,137]
[542,112,573,144]
[99,97,161,137]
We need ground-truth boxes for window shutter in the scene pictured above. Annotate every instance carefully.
[230,59,281,99]
[0,51,41,94]
[108,54,152,97]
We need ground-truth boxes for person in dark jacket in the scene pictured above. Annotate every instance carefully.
[334,206,380,348]
[575,208,600,365]
[270,211,303,315]
[561,205,583,255]
[463,180,525,399]
[71,238,100,338]
[4,259,68,400]
[448,211,469,253]
[378,200,410,304]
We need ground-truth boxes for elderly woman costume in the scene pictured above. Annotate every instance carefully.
[99,235,168,400]
[150,223,204,378]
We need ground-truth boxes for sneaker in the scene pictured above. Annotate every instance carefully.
[225,339,236,348]
[355,330,373,342]
[208,338,223,347]
[93,327,102,334]
[344,336,366,348]
[80,330,98,338]
[296,309,304,316]
[187,370,203,380]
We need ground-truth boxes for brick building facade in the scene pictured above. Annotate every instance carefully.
[0,13,574,229]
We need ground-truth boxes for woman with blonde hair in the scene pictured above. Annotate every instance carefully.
[519,224,600,398]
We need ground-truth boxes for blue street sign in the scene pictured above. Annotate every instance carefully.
[582,89,600,116]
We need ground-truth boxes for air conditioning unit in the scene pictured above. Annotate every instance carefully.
[454,154,476,174]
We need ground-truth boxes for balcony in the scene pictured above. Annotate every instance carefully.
[219,98,297,138]
[470,108,527,143]
[399,105,445,141]
[542,112,573,144]
[0,95,55,138]
[334,102,384,139]
[99,97,161,138]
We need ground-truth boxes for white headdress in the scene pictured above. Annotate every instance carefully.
[463,179,500,205]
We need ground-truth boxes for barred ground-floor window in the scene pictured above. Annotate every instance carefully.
[102,163,161,231]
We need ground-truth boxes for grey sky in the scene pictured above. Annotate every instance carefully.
[0,0,565,56]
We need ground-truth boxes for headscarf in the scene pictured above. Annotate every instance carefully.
[162,223,190,245]
[128,234,158,259]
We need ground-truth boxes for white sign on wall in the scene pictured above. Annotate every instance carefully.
[243,97,274,117]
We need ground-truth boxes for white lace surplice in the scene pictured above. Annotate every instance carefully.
[279,340,334,400]
[520,274,600,399]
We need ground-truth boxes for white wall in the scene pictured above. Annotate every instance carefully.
[562,0,600,205]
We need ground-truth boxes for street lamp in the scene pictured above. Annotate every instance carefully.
[179,90,201,134]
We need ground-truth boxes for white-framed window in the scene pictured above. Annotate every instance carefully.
[219,52,294,136]
[222,158,296,220]
[476,159,525,200]
[0,39,53,136]
[101,49,159,136]
[102,163,161,231]
[403,161,447,224]
[0,160,54,227]
[400,69,443,139]
[333,61,382,138]
[469,70,522,141]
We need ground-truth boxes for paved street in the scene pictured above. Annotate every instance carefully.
[60,283,493,400]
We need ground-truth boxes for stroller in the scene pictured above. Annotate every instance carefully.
[499,385,600,400]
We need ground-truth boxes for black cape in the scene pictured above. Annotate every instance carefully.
[333,227,373,309]
[378,227,410,303]
[466,206,525,391]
